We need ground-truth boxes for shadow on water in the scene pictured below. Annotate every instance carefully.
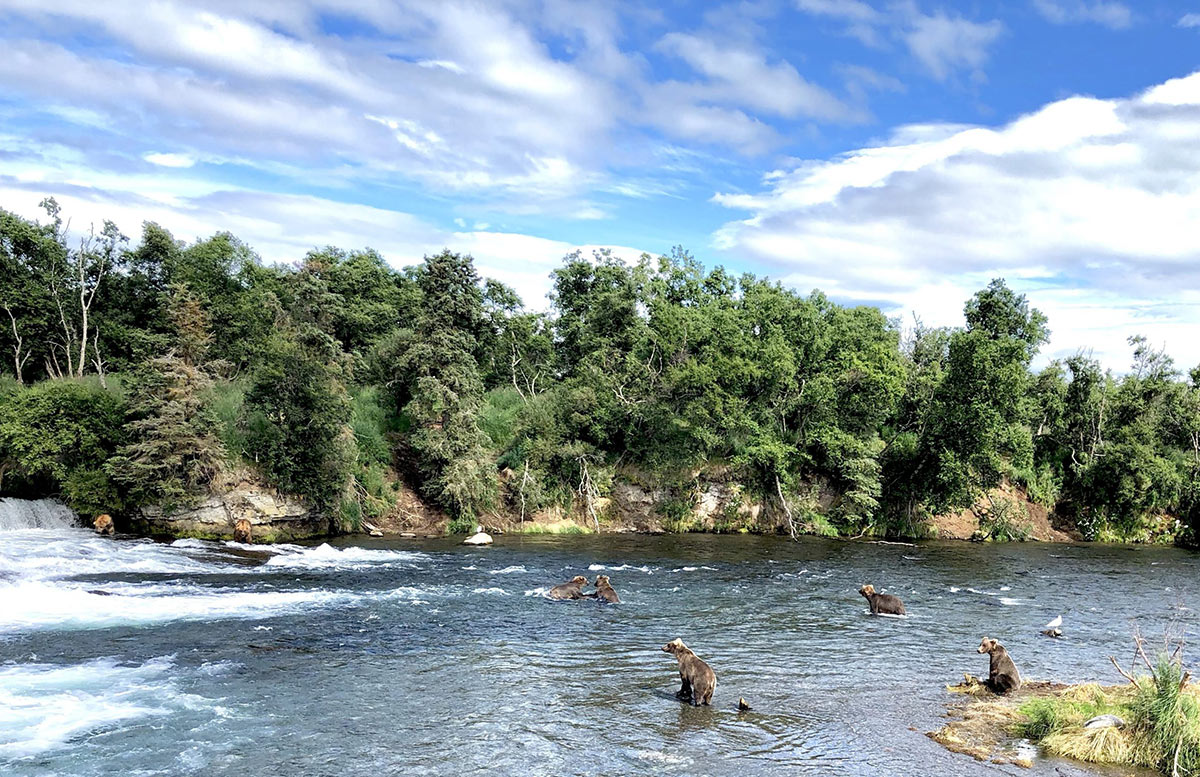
[1,527,1197,776]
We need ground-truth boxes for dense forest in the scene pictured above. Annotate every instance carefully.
[1,199,1198,542]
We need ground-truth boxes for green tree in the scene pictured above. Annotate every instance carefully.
[244,316,353,511]
[106,287,226,510]
[390,250,495,525]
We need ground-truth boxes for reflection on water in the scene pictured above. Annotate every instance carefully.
[1,518,1197,776]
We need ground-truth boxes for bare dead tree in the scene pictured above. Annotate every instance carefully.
[3,304,32,384]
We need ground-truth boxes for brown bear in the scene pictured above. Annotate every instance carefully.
[547,575,589,600]
[93,514,114,535]
[233,518,252,544]
[978,637,1021,693]
[590,575,620,603]
[859,584,906,615]
[662,638,716,706]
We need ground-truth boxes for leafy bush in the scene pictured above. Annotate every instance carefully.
[0,379,126,513]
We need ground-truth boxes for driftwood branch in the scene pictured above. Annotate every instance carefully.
[1109,655,1138,685]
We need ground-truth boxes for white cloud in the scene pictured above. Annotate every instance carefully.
[1178,13,1200,28]
[1032,0,1133,29]
[656,33,857,121]
[143,152,195,168]
[903,12,1005,82]
[711,71,1200,369]
[793,0,882,23]
[0,173,648,311]
[792,0,1005,81]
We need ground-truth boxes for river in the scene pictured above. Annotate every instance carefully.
[1,497,1196,776]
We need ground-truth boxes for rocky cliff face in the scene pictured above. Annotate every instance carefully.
[131,484,328,542]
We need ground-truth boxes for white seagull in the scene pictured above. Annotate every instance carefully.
[1041,614,1063,637]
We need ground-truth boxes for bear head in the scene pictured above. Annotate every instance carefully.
[662,638,688,655]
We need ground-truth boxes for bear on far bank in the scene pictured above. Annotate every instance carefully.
[93,514,114,535]
[662,638,716,707]
[859,584,906,615]
[978,637,1021,693]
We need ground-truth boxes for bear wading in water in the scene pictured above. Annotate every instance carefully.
[587,574,621,603]
[547,575,589,600]
[859,584,906,615]
[233,518,252,544]
[978,637,1021,693]
[662,638,716,707]
[93,514,114,535]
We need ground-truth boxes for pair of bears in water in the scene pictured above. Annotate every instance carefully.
[860,582,1022,693]
[547,575,620,603]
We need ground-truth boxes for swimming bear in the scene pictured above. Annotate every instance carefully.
[93,514,114,535]
[662,638,716,707]
[233,518,252,544]
[590,575,620,603]
[859,584,906,615]
[547,575,589,600]
[978,637,1021,693]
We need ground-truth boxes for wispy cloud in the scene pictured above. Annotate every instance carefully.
[793,0,1006,81]
[1032,0,1133,30]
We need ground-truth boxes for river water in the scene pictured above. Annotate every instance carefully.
[1,498,1196,776]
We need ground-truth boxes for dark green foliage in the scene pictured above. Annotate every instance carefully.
[386,250,496,523]
[244,319,352,509]
[106,287,226,510]
[0,379,126,513]
[2,198,1198,540]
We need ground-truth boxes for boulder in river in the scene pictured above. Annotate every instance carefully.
[462,530,493,545]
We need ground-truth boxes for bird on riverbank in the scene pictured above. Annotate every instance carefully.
[1041,614,1063,638]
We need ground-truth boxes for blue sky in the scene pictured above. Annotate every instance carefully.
[1,0,1199,369]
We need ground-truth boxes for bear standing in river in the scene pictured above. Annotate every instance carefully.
[589,575,621,603]
[662,638,716,706]
[978,637,1021,693]
[859,584,906,615]
[547,575,589,600]
[93,514,114,535]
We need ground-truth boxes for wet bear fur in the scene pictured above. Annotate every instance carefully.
[859,584,906,615]
[978,637,1021,693]
[548,575,589,600]
[662,638,716,706]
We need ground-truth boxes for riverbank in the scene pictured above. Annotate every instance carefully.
[929,654,1200,775]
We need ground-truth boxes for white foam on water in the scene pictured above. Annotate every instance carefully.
[999,597,1023,606]
[671,565,717,572]
[0,580,390,633]
[262,543,426,571]
[472,587,509,596]
[523,586,553,598]
[0,656,216,760]
[587,563,652,573]
[0,529,234,581]
[487,565,527,575]
[635,749,691,766]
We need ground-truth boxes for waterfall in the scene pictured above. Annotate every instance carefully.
[0,498,80,531]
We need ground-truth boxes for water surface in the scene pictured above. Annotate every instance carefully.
[2,499,1195,776]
